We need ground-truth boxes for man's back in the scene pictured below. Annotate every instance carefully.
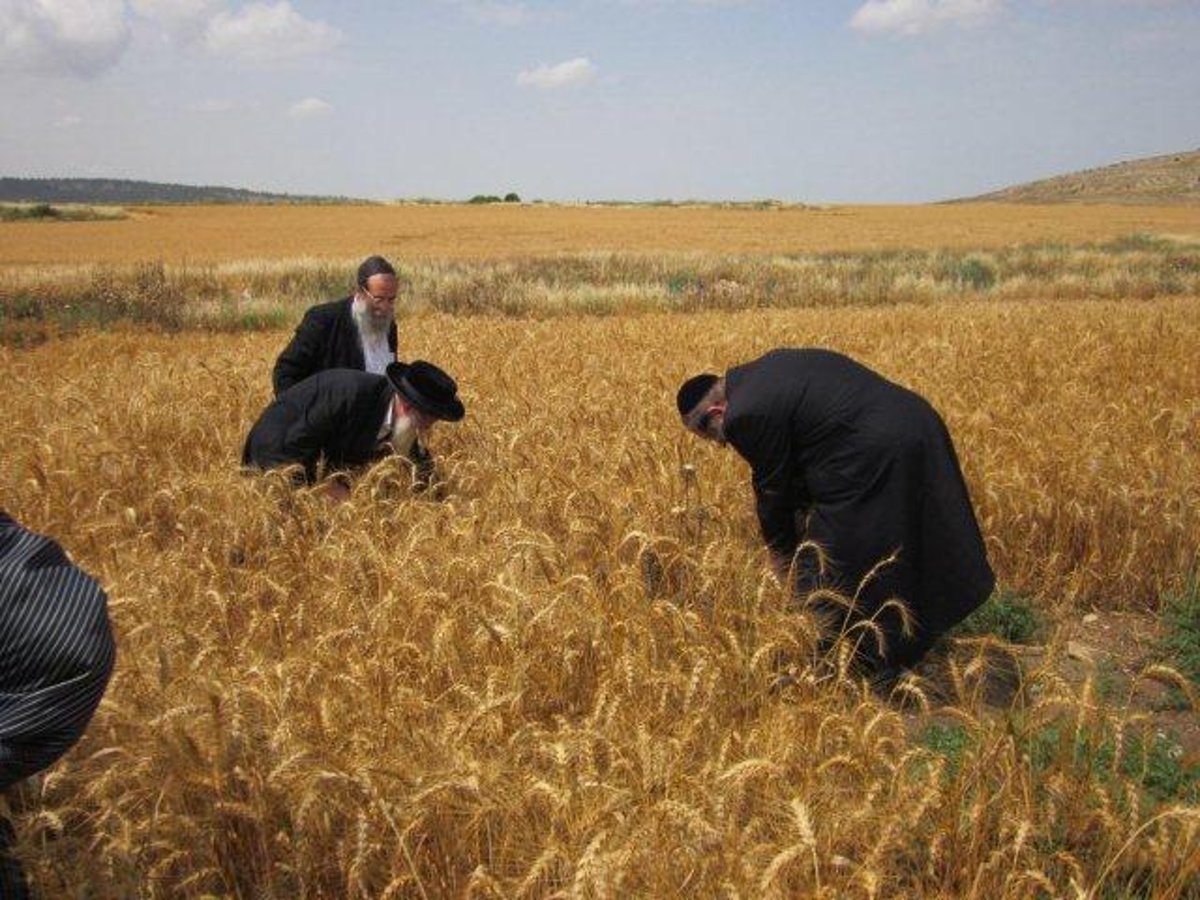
[1,512,116,789]
[244,369,394,482]
[725,349,903,447]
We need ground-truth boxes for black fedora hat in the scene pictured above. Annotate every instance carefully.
[386,360,465,422]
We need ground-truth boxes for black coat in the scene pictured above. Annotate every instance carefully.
[723,348,994,666]
[243,369,395,484]
[1,511,115,789]
[272,297,398,396]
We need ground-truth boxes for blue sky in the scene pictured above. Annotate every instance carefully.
[1,1,1196,202]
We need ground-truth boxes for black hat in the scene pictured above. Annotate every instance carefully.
[386,360,465,422]
[676,373,718,417]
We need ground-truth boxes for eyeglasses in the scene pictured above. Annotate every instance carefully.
[360,286,397,305]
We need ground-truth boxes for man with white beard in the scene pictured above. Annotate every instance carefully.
[242,361,465,501]
[272,255,401,395]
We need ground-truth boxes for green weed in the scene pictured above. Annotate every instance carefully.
[953,589,1042,643]
[1025,722,1198,806]
[957,253,999,290]
[0,202,126,222]
[1158,574,1200,686]
[918,722,970,778]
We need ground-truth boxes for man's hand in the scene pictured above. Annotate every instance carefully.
[410,442,438,494]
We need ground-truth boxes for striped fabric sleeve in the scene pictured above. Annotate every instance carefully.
[0,512,116,790]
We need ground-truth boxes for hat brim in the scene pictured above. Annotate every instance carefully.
[387,361,465,422]
[402,388,464,422]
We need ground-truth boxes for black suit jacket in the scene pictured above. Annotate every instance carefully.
[272,297,398,396]
[723,348,994,665]
[243,369,395,484]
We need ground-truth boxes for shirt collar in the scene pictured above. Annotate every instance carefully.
[378,396,395,441]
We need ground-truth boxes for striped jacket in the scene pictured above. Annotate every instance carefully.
[0,512,115,789]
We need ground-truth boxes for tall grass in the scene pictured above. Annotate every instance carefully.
[0,202,127,222]
[1,237,1197,345]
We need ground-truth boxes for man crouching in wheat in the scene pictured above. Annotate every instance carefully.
[677,348,995,683]
[242,360,464,501]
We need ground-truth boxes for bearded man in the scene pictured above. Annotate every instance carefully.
[243,360,464,500]
[272,255,401,396]
[677,348,994,678]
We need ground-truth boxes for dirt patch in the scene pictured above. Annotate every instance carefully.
[1067,610,1200,767]
[900,610,1200,769]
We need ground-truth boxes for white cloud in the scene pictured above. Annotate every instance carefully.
[287,96,332,119]
[850,0,1003,36]
[204,1,342,62]
[130,0,221,42]
[54,113,83,127]
[0,0,130,77]
[440,0,530,26]
[516,56,597,89]
[0,1,342,75]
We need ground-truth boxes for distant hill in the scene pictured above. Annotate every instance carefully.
[0,177,367,205]
[954,149,1200,205]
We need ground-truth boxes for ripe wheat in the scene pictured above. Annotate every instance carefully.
[1,297,1196,896]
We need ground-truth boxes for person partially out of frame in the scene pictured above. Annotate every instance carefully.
[1,511,116,898]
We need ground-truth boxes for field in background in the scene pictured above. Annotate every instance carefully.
[3,235,1199,347]
[2,297,1198,896]
[1,201,1198,265]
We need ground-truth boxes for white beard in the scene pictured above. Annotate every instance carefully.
[352,295,392,342]
[389,410,418,457]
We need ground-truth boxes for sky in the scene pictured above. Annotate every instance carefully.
[0,0,1197,203]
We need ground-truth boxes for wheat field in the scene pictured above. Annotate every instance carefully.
[2,201,1199,265]
[2,292,1198,896]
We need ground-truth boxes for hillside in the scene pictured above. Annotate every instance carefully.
[956,149,1200,205]
[0,177,366,205]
